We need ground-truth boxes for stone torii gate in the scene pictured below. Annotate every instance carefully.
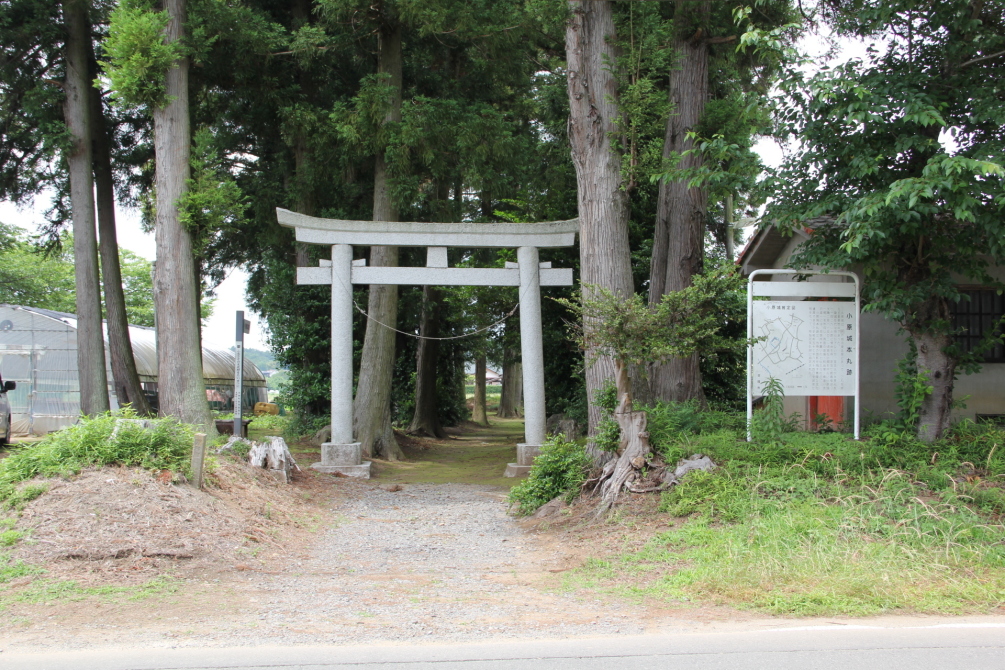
[277,208,579,479]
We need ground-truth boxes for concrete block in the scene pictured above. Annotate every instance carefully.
[311,461,372,479]
[516,442,541,467]
[321,442,362,465]
[503,463,532,478]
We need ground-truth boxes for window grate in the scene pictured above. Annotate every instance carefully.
[951,289,1005,363]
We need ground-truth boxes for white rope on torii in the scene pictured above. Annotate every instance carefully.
[277,208,579,479]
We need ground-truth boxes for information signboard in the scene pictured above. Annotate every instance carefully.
[751,301,857,396]
[746,270,861,440]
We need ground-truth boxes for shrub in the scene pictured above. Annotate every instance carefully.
[508,435,592,516]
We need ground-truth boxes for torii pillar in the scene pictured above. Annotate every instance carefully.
[278,209,578,478]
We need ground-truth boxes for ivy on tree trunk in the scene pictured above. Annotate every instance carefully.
[152,0,212,430]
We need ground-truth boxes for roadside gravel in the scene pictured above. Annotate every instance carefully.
[248,481,649,644]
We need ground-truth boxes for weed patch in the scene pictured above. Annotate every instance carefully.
[0,410,193,507]
[0,551,41,583]
[2,575,179,608]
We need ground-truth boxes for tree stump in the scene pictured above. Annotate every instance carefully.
[248,436,300,483]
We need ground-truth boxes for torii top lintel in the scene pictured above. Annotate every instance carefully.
[276,208,579,248]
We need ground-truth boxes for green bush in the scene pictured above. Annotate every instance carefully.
[0,410,193,507]
[509,435,592,516]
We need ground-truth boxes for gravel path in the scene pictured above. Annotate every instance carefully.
[249,482,651,644]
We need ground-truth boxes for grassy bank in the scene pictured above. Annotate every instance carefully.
[562,405,1005,616]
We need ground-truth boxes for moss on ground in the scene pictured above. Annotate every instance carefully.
[371,418,525,488]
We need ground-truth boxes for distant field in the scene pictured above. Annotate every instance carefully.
[465,384,502,410]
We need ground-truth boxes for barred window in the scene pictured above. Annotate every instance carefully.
[951,289,1005,363]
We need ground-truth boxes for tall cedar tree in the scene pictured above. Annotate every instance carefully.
[648,0,795,404]
[62,0,109,415]
[153,0,213,429]
[566,0,634,437]
[1,1,153,415]
[354,15,404,460]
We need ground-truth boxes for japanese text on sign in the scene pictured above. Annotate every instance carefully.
[751,301,857,396]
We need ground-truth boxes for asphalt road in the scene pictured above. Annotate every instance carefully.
[4,623,1005,670]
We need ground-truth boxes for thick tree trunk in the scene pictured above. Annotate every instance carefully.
[914,330,956,442]
[62,0,109,416]
[353,22,403,460]
[649,0,710,405]
[293,137,315,267]
[408,286,445,438]
[152,0,212,431]
[566,1,634,437]
[497,349,522,418]
[88,53,153,417]
[472,354,489,425]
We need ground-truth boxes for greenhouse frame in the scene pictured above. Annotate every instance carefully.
[0,305,267,435]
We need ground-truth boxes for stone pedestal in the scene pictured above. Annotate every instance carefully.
[311,441,371,478]
[504,442,541,478]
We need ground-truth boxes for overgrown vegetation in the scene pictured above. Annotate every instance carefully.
[0,410,194,508]
[508,434,592,516]
[562,401,1005,615]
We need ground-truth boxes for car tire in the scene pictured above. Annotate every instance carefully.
[0,415,10,446]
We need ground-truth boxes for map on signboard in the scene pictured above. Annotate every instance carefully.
[751,301,856,397]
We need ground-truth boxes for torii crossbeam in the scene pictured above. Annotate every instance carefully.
[277,208,579,478]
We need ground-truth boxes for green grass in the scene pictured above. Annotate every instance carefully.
[0,552,42,584]
[567,401,1005,616]
[0,575,179,611]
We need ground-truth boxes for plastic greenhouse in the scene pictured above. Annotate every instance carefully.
[0,305,268,435]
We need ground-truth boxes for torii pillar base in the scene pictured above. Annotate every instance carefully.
[504,442,541,478]
[312,442,371,479]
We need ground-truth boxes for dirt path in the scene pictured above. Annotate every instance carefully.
[0,420,752,652]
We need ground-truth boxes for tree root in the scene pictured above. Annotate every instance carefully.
[589,408,717,519]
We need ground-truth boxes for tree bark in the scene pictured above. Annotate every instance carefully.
[62,0,109,416]
[913,330,956,443]
[472,354,489,425]
[566,1,635,437]
[497,348,522,418]
[152,0,212,431]
[595,409,650,514]
[353,21,403,460]
[648,0,711,405]
[408,286,446,438]
[88,49,153,417]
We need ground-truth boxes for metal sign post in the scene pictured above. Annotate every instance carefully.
[233,311,251,438]
[747,269,861,441]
